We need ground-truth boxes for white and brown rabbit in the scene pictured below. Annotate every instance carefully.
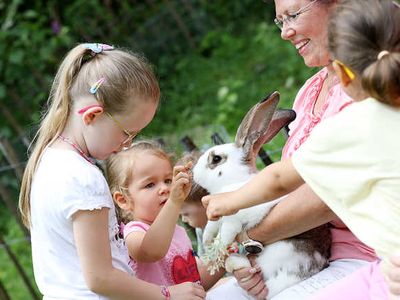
[192,91,331,298]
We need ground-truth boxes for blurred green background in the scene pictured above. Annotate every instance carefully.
[0,1,316,298]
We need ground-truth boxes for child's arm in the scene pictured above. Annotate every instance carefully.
[203,158,304,220]
[127,163,192,263]
[73,207,206,299]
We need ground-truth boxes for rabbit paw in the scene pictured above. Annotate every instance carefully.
[224,253,251,273]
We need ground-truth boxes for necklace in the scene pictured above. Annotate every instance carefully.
[57,135,96,165]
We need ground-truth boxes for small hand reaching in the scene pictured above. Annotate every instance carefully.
[201,192,240,221]
[170,162,193,205]
[168,282,206,300]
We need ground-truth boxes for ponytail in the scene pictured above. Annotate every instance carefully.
[19,45,103,227]
[362,51,400,107]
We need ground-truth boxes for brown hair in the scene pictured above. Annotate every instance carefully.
[105,140,172,223]
[19,44,160,227]
[328,0,400,106]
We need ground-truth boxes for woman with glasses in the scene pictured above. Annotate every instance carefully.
[207,1,377,299]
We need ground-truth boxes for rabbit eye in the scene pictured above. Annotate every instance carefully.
[212,155,222,164]
[207,151,227,169]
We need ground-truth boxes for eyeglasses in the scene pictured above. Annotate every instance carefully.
[274,0,317,31]
[78,104,138,150]
[334,60,356,81]
[105,112,138,150]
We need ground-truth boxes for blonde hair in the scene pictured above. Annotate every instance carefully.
[105,140,172,223]
[19,44,160,227]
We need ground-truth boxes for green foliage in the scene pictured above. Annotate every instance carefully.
[0,1,317,298]
[145,21,316,154]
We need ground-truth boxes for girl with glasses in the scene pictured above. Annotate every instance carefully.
[19,43,205,299]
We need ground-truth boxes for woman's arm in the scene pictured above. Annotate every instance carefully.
[386,255,400,297]
[128,165,191,263]
[196,257,225,290]
[203,159,305,220]
[247,183,336,245]
[73,208,206,299]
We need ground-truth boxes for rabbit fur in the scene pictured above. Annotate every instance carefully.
[193,91,331,298]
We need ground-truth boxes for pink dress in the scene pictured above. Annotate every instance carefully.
[282,67,376,263]
[123,221,201,286]
[309,260,389,299]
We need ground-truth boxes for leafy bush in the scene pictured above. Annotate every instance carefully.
[0,1,317,298]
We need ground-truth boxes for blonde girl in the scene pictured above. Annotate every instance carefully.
[106,141,224,293]
[19,43,205,299]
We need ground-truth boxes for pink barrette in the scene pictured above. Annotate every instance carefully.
[89,77,106,94]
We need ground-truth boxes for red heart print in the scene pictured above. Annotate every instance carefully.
[172,250,201,284]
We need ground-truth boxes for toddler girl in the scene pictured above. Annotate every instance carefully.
[106,141,224,291]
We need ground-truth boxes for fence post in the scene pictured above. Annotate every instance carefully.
[0,233,39,300]
[164,0,197,50]
[180,135,199,152]
[0,279,11,300]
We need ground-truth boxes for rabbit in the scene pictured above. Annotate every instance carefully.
[192,91,331,299]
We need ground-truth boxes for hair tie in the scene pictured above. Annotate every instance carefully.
[89,77,106,94]
[83,43,114,54]
[377,50,390,60]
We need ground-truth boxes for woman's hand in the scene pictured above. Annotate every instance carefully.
[170,162,192,205]
[232,256,268,300]
[386,255,400,298]
[168,282,206,300]
[201,192,240,220]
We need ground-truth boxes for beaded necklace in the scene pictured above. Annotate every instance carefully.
[57,135,96,165]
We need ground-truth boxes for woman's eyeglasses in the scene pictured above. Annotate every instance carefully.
[274,0,317,30]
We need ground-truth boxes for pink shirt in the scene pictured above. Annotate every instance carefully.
[123,221,201,286]
[282,68,376,262]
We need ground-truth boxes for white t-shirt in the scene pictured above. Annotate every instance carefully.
[292,98,400,264]
[30,147,132,299]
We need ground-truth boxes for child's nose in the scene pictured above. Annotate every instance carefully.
[159,183,170,194]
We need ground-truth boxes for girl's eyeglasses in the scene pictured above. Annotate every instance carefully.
[78,104,138,150]
[274,0,317,30]
[104,111,137,150]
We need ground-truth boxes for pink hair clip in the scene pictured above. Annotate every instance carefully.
[89,77,106,94]
[83,43,114,54]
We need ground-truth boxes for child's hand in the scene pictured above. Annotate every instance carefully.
[168,282,206,299]
[170,162,193,205]
[201,192,240,220]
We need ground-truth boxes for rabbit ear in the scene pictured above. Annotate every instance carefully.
[234,91,296,161]
[234,91,280,155]
[251,109,296,157]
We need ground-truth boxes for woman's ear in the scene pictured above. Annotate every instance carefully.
[113,191,131,211]
[332,60,353,87]
[81,105,104,125]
